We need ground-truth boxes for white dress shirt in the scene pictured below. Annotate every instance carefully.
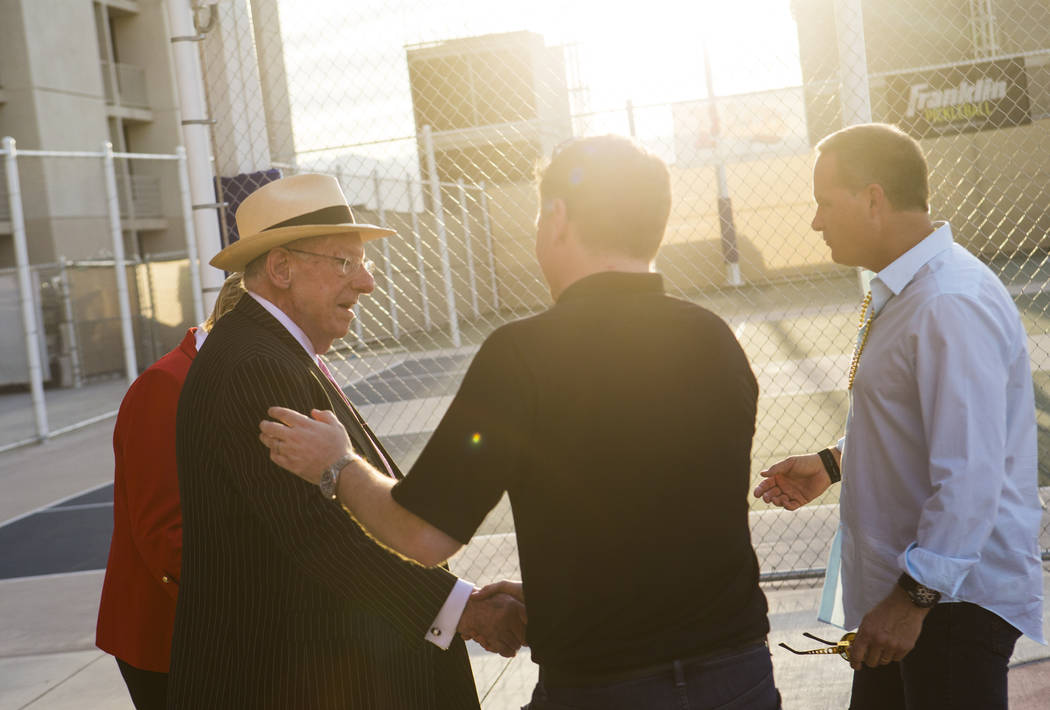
[836,222,1044,643]
[247,291,473,649]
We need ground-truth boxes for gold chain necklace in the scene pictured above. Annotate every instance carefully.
[847,292,873,391]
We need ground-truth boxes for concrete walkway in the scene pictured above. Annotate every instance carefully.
[1,385,1047,709]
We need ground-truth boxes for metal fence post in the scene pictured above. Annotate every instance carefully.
[479,182,499,311]
[102,141,139,383]
[374,170,399,338]
[458,179,479,318]
[176,146,205,326]
[411,181,431,330]
[165,0,225,313]
[3,136,50,441]
[353,306,365,344]
[58,260,83,388]
[423,125,460,347]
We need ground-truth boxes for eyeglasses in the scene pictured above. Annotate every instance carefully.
[286,248,374,278]
[778,632,856,663]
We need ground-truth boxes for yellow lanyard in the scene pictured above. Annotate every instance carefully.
[847,292,873,391]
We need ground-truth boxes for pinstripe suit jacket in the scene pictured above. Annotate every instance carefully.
[169,296,479,709]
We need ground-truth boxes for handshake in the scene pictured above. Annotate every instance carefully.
[257,408,528,656]
[456,580,527,658]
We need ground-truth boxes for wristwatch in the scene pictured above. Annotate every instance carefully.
[319,453,357,500]
[897,572,941,608]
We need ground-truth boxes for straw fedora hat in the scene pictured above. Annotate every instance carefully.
[210,173,396,271]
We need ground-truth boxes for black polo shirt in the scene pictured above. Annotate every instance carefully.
[392,271,769,673]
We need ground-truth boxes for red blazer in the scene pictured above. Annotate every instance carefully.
[96,328,197,672]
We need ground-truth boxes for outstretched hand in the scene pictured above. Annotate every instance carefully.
[472,580,525,605]
[458,584,527,658]
[259,406,354,484]
[753,452,832,510]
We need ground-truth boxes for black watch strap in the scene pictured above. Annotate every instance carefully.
[897,572,941,608]
[818,448,841,484]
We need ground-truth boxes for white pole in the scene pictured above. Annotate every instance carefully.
[701,41,743,287]
[834,0,874,296]
[423,125,460,347]
[374,170,399,338]
[163,0,224,313]
[102,142,139,383]
[353,303,364,344]
[457,180,479,318]
[3,137,49,440]
[834,0,873,128]
[176,146,205,326]
[410,185,431,330]
[479,182,499,311]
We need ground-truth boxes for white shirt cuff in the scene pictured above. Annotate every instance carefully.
[899,542,972,598]
[424,578,473,650]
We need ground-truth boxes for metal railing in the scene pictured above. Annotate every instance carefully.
[0,138,203,446]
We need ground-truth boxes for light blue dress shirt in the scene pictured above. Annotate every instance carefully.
[825,222,1044,643]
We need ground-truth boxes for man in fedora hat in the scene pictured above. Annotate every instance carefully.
[258,137,780,709]
[168,173,525,709]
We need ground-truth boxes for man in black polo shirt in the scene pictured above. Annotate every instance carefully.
[261,135,779,709]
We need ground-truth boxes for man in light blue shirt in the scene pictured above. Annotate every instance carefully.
[755,123,1044,710]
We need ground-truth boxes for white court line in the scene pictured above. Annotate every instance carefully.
[0,568,105,584]
[0,481,112,529]
[37,502,112,513]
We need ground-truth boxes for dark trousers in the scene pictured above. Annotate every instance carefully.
[849,602,1021,710]
[115,658,168,710]
[525,642,781,710]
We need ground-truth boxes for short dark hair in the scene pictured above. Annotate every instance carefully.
[536,135,671,260]
[816,123,929,212]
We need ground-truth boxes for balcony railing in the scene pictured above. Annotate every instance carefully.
[101,61,149,110]
[115,174,162,219]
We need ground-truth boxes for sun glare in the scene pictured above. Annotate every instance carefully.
[279,0,802,154]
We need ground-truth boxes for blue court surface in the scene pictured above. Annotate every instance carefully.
[0,352,469,581]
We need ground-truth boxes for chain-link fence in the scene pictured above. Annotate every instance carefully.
[0,144,202,451]
[187,3,1050,697]
[0,253,198,444]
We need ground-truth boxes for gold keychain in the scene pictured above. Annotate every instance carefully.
[779,631,856,662]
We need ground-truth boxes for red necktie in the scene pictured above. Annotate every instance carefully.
[316,358,396,479]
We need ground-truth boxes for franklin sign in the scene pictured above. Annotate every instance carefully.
[879,58,1029,138]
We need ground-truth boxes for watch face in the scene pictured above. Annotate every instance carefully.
[320,470,337,500]
[910,587,940,608]
[899,573,940,608]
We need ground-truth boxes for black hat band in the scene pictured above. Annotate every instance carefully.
[263,204,354,231]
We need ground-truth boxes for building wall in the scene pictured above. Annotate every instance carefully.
[0,0,192,267]
[793,0,1050,258]
[0,0,198,382]
[407,31,573,187]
